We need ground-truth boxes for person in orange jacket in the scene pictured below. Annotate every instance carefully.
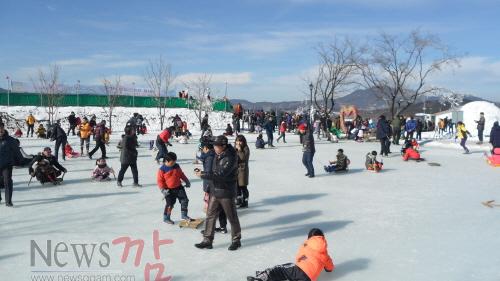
[157,152,191,224]
[78,117,92,155]
[155,126,174,164]
[247,228,334,281]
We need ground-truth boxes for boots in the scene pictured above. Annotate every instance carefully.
[238,197,248,209]
[164,207,174,224]
[181,210,193,221]
[228,241,241,251]
[194,241,213,249]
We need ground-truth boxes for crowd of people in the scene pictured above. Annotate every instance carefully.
[2,106,500,281]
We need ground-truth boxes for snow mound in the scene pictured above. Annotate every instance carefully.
[461,101,500,132]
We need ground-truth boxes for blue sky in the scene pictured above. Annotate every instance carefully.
[1,0,499,102]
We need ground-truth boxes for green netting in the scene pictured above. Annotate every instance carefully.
[0,92,232,112]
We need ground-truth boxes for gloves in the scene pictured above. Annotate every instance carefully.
[161,189,170,197]
[62,168,67,173]
[185,181,191,188]
[167,142,173,147]
[29,168,34,175]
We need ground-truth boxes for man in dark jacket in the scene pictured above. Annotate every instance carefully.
[416,119,423,141]
[264,117,275,147]
[88,121,107,159]
[67,112,77,136]
[475,112,486,144]
[198,141,227,233]
[489,121,500,149]
[117,126,141,187]
[29,147,67,185]
[0,123,24,206]
[51,120,67,161]
[299,123,315,178]
[391,116,402,144]
[376,115,392,157]
[195,135,241,251]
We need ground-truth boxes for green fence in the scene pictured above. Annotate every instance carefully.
[0,92,232,112]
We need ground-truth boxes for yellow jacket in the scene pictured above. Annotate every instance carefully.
[79,122,93,139]
[456,124,469,139]
[26,115,36,125]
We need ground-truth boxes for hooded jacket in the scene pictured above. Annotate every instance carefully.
[489,122,500,148]
[0,132,23,169]
[295,236,335,281]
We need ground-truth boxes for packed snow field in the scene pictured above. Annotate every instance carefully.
[1,110,500,281]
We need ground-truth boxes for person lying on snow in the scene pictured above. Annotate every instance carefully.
[324,149,350,173]
[29,147,67,185]
[402,142,424,161]
[247,228,334,281]
[365,151,383,172]
[92,158,116,181]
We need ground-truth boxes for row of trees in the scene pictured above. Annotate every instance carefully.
[309,29,461,120]
[30,58,214,131]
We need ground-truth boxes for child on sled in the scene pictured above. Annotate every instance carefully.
[324,149,350,173]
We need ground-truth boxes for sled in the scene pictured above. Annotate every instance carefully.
[427,162,441,166]
[179,218,204,229]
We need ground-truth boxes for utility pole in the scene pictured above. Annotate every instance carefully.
[225,81,228,112]
[5,76,11,106]
[76,80,80,107]
[132,82,136,107]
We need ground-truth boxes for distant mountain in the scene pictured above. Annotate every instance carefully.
[0,88,7,93]
[231,89,498,115]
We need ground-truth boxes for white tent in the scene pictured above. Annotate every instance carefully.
[435,101,500,136]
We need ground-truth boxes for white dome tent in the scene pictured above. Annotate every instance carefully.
[435,101,500,138]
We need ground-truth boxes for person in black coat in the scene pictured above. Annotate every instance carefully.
[117,126,141,187]
[489,121,500,150]
[199,141,227,233]
[376,115,392,157]
[88,121,107,159]
[416,119,423,141]
[264,117,275,147]
[51,120,68,161]
[0,123,24,206]
[29,147,67,185]
[67,112,77,136]
[195,135,241,251]
[300,124,315,178]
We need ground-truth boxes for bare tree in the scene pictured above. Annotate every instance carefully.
[309,37,360,117]
[144,56,175,130]
[435,88,464,109]
[101,76,122,131]
[184,74,212,128]
[31,64,63,124]
[359,29,460,119]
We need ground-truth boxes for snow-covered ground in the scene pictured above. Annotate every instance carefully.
[0,106,233,133]
[1,111,500,281]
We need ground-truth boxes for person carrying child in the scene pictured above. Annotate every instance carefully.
[247,228,334,281]
[157,152,192,224]
[365,151,383,172]
[324,149,350,173]
[29,147,67,185]
[92,158,116,181]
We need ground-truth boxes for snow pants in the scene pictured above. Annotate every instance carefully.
[460,137,469,153]
[252,263,311,281]
[54,137,67,161]
[0,166,13,204]
[27,124,34,137]
[302,151,315,176]
[117,163,138,184]
[89,139,106,158]
[164,187,189,218]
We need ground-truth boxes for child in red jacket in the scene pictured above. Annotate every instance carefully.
[247,228,334,281]
[157,152,191,224]
[402,142,423,161]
